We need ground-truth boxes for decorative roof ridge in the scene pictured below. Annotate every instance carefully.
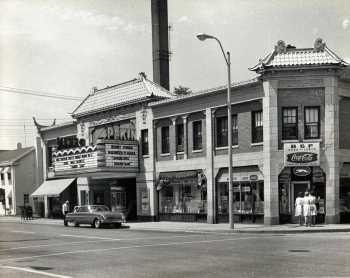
[149,77,259,107]
[324,46,349,65]
[142,77,176,97]
[94,78,139,95]
[39,120,76,132]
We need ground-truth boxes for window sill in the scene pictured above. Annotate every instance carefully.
[215,145,239,151]
[192,149,203,153]
[251,142,263,146]
[176,151,184,154]
[303,138,322,142]
[142,155,150,158]
[281,140,299,143]
[160,153,171,157]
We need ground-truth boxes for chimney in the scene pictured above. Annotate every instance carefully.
[151,0,170,90]
[17,142,22,149]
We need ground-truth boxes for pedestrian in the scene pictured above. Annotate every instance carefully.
[303,191,311,226]
[309,191,317,226]
[295,192,304,226]
[62,200,69,220]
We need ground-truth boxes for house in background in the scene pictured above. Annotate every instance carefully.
[0,143,36,215]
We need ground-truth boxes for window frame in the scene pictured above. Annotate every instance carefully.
[252,110,263,143]
[304,106,320,139]
[192,120,202,151]
[282,107,298,140]
[161,126,170,154]
[216,114,238,147]
[141,129,149,156]
[176,123,184,153]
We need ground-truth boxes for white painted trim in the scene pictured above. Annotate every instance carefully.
[192,149,203,153]
[251,142,263,146]
[160,153,171,157]
[281,140,298,143]
[215,145,239,151]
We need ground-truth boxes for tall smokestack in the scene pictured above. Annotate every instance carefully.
[151,0,170,90]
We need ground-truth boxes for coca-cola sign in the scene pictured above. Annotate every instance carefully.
[284,142,320,166]
[287,152,318,164]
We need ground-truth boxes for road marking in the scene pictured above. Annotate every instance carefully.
[59,234,119,240]
[0,235,280,262]
[0,234,204,252]
[0,266,72,278]
[11,230,35,234]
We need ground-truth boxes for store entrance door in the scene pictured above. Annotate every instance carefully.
[110,187,126,213]
[291,181,310,223]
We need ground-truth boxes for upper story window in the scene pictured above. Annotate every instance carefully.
[304,107,320,139]
[192,120,202,150]
[0,173,4,181]
[252,111,263,143]
[161,126,170,154]
[141,129,149,156]
[176,123,184,153]
[7,172,11,183]
[216,115,238,147]
[282,107,298,140]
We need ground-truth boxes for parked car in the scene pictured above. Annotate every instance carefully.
[64,205,126,228]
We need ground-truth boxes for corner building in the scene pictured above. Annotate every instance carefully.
[33,40,350,224]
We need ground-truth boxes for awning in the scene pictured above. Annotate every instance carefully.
[217,167,263,183]
[31,178,76,197]
[157,170,205,191]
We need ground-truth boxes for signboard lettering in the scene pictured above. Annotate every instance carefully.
[284,142,320,166]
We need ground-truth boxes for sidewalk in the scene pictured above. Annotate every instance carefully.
[1,216,350,234]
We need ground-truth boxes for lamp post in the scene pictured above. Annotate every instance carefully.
[197,33,234,229]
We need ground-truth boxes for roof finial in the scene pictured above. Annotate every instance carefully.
[314,38,326,52]
[139,72,147,79]
[275,40,287,54]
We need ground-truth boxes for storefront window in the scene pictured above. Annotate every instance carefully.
[217,181,264,215]
[159,171,207,215]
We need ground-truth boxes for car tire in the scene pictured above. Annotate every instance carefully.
[73,221,79,227]
[93,218,101,229]
[113,223,121,228]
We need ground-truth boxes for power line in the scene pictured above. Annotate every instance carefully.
[0,86,83,101]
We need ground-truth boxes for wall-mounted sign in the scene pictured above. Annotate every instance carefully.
[105,143,138,168]
[284,143,320,167]
[53,146,98,171]
[293,166,312,177]
[52,140,138,172]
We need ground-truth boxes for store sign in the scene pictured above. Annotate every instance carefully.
[53,146,98,171]
[284,143,320,167]
[105,143,138,168]
[293,166,312,177]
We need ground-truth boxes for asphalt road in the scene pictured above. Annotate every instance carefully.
[0,222,349,278]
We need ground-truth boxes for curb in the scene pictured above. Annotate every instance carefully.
[1,218,350,234]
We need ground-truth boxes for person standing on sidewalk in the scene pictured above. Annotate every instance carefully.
[62,200,69,220]
[309,191,317,226]
[295,192,304,226]
[303,191,311,226]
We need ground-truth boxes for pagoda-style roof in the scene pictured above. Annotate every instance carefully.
[72,73,174,117]
[250,38,349,73]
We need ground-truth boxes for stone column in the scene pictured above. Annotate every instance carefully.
[262,80,280,225]
[170,117,177,160]
[44,195,49,218]
[324,77,340,224]
[182,115,188,159]
[206,108,216,223]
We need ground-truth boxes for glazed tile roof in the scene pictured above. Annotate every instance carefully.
[250,39,349,72]
[0,147,34,166]
[72,73,173,117]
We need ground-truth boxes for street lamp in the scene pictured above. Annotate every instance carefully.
[196,33,234,229]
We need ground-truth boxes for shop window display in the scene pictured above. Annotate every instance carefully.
[217,181,264,217]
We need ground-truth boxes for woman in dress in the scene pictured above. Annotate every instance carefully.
[309,191,317,226]
[303,191,311,226]
[295,192,304,226]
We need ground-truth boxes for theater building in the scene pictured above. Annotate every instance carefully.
[33,39,350,224]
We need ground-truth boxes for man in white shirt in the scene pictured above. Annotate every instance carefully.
[62,200,69,219]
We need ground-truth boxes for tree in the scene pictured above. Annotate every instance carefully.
[173,86,192,96]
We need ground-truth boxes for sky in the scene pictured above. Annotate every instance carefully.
[0,0,349,149]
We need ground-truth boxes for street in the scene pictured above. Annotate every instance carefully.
[0,222,349,278]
